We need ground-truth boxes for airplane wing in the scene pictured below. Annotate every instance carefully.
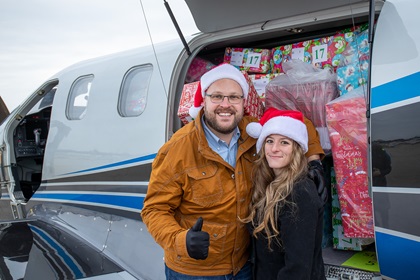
[0,219,137,280]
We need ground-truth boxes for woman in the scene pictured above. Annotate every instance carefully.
[243,107,326,280]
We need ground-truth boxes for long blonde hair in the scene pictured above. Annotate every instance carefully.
[242,139,308,249]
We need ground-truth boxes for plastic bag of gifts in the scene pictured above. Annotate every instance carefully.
[325,85,374,238]
[265,59,339,151]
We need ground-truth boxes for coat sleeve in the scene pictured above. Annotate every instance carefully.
[303,117,325,160]
[140,144,189,258]
[276,180,322,280]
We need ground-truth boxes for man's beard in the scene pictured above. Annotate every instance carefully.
[204,108,242,135]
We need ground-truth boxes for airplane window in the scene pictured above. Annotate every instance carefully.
[39,87,56,109]
[66,75,94,120]
[118,64,152,117]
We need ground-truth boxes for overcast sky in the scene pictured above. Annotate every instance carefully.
[0,0,198,112]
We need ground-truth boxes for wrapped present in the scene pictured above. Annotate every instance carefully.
[270,24,368,75]
[271,34,348,74]
[311,33,349,72]
[331,168,374,250]
[248,73,282,104]
[177,81,199,125]
[336,29,370,95]
[224,47,272,73]
[186,57,216,83]
[339,22,369,38]
[265,60,339,151]
[177,73,264,124]
[336,59,369,95]
[271,44,292,73]
[326,86,374,238]
[242,71,264,119]
[271,41,313,73]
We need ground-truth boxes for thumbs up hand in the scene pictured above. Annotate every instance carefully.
[186,217,209,260]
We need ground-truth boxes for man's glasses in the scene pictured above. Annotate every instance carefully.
[205,94,244,104]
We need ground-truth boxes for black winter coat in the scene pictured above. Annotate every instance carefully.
[251,178,326,280]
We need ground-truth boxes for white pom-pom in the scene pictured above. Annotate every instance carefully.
[246,122,262,138]
[189,106,203,119]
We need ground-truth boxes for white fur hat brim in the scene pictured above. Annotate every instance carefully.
[247,116,308,153]
[200,63,249,98]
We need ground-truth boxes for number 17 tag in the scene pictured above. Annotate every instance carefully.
[244,52,262,67]
[312,44,328,63]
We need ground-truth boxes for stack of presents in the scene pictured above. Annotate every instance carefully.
[178,24,374,251]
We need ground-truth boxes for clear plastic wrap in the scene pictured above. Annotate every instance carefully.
[265,59,339,151]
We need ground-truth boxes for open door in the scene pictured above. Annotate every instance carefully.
[0,81,57,219]
[0,97,9,124]
[0,96,9,201]
[370,0,420,278]
[185,0,368,33]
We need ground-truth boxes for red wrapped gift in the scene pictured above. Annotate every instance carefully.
[242,71,264,119]
[326,86,374,238]
[177,81,199,125]
[186,57,216,83]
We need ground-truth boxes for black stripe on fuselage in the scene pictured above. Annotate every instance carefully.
[373,190,420,237]
[38,183,149,194]
[44,163,152,184]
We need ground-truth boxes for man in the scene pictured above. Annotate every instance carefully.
[141,63,325,279]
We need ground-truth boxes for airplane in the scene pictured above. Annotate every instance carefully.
[0,0,419,279]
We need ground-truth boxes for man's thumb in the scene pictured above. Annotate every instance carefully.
[191,217,203,232]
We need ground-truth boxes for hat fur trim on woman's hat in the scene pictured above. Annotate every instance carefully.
[246,107,308,153]
[188,63,249,119]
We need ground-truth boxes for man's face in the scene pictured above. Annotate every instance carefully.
[203,78,245,136]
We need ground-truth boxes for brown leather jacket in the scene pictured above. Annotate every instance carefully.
[141,111,323,276]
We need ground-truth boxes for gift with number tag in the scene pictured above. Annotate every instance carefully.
[223,47,272,73]
[248,73,281,105]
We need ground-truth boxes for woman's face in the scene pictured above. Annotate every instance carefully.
[264,134,294,175]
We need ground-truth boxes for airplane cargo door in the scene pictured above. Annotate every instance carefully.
[370,0,420,279]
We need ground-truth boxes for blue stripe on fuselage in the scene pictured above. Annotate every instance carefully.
[65,153,156,175]
[376,231,420,279]
[31,192,145,211]
[372,72,420,108]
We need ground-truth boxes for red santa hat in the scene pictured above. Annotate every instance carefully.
[246,107,308,153]
[189,63,249,119]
